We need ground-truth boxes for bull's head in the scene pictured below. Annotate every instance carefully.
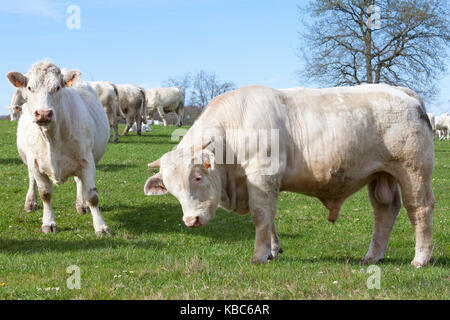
[144,141,222,228]
[6,61,81,127]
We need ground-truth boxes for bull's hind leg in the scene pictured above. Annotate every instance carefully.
[24,167,38,212]
[362,173,401,264]
[79,158,112,237]
[397,169,434,267]
[74,176,88,214]
[121,116,133,136]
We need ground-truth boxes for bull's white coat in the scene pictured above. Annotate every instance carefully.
[145,84,435,267]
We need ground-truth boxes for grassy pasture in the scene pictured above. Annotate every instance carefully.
[0,120,448,299]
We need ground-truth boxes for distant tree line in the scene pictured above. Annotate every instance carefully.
[163,70,236,109]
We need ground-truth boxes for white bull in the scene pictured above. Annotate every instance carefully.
[144,84,435,267]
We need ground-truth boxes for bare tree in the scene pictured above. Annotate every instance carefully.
[297,0,450,102]
[162,73,192,97]
[190,70,235,109]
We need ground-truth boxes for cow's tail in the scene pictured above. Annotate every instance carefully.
[112,83,126,120]
[396,86,432,131]
[139,87,147,124]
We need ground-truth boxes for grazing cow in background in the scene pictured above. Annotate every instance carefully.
[144,84,435,267]
[145,87,184,127]
[87,81,125,142]
[7,88,26,121]
[435,113,450,140]
[6,60,112,236]
[116,84,146,136]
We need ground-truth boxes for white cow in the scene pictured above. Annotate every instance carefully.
[87,81,125,142]
[116,84,147,136]
[435,113,450,140]
[145,87,184,127]
[144,84,435,267]
[6,88,26,121]
[6,60,111,236]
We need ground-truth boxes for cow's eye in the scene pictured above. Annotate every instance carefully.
[27,86,32,92]
[195,176,202,182]
[56,86,61,91]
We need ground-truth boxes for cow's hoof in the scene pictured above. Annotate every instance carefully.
[411,258,431,268]
[75,202,89,214]
[279,248,283,254]
[251,255,269,264]
[95,226,113,238]
[42,224,58,234]
[360,257,384,265]
[25,201,39,212]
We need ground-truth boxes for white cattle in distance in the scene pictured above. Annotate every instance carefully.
[130,121,151,132]
[144,84,435,267]
[435,113,450,140]
[6,60,112,236]
[6,88,26,121]
[145,87,184,127]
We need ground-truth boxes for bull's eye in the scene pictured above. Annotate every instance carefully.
[27,86,32,92]
[56,85,61,91]
[195,176,202,182]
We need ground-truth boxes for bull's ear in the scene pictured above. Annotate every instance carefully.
[6,72,28,88]
[203,150,215,171]
[15,106,22,114]
[144,172,168,195]
[63,70,81,87]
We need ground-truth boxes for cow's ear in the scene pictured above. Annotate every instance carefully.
[6,72,28,88]
[15,106,22,114]
[144,172,168,195]
[63,70,81,87]
[203,150,215,171]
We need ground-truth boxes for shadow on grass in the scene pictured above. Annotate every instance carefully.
[0,238,164,254]
[97,163,138,172]
[280,254,449,267]
[0,158,22,165]
[104,203,255,243]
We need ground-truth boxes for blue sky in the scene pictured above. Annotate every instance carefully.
[1,0,449,115]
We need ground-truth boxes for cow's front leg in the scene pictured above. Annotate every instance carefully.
[74,176,88,214]
[31,169,57,233]
[24,167,38,212]
[247,174,279,264]
[80,159,112,237]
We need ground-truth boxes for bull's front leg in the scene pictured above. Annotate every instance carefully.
[74,176,88,214]
[79,158,112,237]
[24,166,38,212]
[247,174,280,264]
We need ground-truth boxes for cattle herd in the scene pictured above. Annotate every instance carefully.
[3,60,440,268]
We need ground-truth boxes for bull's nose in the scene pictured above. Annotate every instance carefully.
[184,216,202,228]
[34,110,53,124]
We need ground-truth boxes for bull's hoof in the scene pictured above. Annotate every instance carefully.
[75,202,89,214]
[95,226,113,238]
[279,248,284,254]
[42,224,58,234]
[25,201,39,212]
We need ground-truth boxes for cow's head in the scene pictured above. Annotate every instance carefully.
[7,105,22,121]
[144,141,221,228]
[6,60,81,126]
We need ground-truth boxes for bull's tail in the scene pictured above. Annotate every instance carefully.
[112,83,126,120]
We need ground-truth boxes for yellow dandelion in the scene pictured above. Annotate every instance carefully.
[1,282,5,287]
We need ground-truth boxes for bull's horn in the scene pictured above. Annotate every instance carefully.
[148,158,161,169]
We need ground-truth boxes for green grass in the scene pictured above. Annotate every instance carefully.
[0,120,448,300]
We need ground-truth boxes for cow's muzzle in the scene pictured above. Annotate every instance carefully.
[184,216,202,228]
[34,110,53,125]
